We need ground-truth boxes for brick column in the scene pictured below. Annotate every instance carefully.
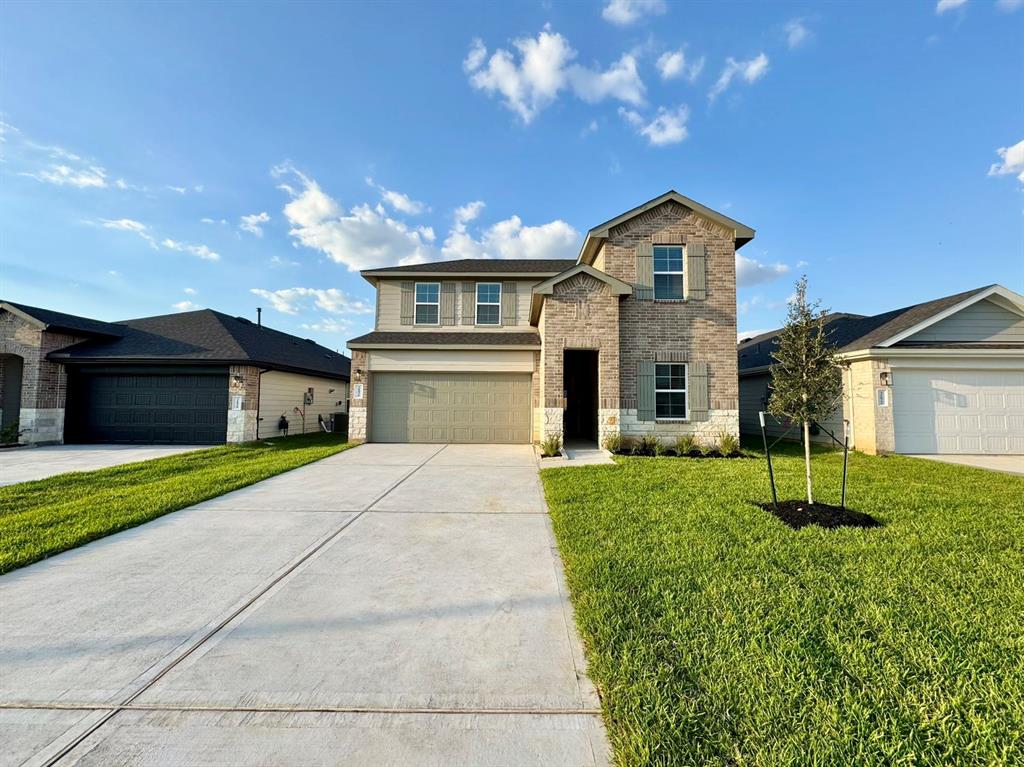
[227,365,260,442]
[348,350,368,442]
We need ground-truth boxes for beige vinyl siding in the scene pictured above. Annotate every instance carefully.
[376,278,541,331]
[739,372,844,444]
[904,299,1024,344]
[257,370,348,438]
[368,349,535,373]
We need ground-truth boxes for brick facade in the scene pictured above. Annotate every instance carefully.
[227,364,261,443]
[348,349,369,442]
[0,309,85,444]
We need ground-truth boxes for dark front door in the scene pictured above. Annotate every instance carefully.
[67,367,228,444]
[563,350,598,442]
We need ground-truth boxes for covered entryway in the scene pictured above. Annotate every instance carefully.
[893,368,1024,454]
[370,372,531,443]
[66,366,229,445]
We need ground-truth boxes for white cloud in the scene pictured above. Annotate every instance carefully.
[161,238,220,261]
[302,318,353,334]
[784,18,811,49]
[738,329,772,343]
[453,201,486,231]
[570,53,646,106]
[108,270,120,277]
[166,185,187,194]
[582,119,599,137]
[736,253,790,287]
[463,38,487,72]
[23,163,107,188]
[275,165,434,271]
[997,0,1023,10]
[442,211,579,261]
[709,53,769,102]
[619,105,689,146]
[796,260,809,268]
[935,0,967,13]
[269,255,300,267]
[366,177,427,215]
[988,138,1024,182]
[601,0,667,26]
[172,300,199,312]
[184,287,197,295]
[250,287,374,316]
[201,217,228,225]
[240,211,271,236]
[464,26,645,123]
[656,49,704,82]
[99,218,158,249]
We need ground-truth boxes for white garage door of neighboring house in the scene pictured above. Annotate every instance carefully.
[370,372,532,443]
[893,369,1024,454]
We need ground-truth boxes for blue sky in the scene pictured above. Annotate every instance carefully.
[2,0,1021,350]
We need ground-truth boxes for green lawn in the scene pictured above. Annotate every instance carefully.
[0,433,352,575]
[541,444,1024,766]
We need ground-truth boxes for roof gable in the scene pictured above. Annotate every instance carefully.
[578,190,755,264]
[529,264,632,324]
[1,301,124,338]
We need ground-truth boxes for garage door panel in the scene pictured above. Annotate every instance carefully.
[371,372,531,443]
[71,370,228,444]
[894,368,1024,455]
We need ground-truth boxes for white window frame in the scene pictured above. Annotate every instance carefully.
[654,245,685,301]
[475,282,502,326]
[414,282,440,326]
[655,362,688,420]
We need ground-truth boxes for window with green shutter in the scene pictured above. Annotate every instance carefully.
[655,363,688,419]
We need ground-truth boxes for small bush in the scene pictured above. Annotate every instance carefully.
[700,439,718,457]
[718,431,741,456]
[674,434,699,456]
[602,433,624,454]
[633,434,663,457]
[0,419,19,445]
[540,433,563,458]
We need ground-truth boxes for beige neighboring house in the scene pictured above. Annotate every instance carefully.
[347,190,755,445]
[738,284,1024,455]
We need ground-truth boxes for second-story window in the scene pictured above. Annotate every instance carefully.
[654,245,684,300]
[414,282,440,325]
[476,282,501,325]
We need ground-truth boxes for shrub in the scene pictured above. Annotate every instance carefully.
[718,431,741,456]
[700,438,718,457]
[634,434,662,457]
[674,434,699,456]
[0,420,19,445]
[602,433,624,454]
[539,433,563,458]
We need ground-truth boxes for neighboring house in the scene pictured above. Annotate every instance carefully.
[738,285,1024,455]
[347,190,755,445]
[0,302,350,445]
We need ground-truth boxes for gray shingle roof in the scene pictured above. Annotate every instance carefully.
[348,330,541,347]
[738,286,996,372]
[3,301,124,338]
[362,259,576,275]
[45,309,349,379]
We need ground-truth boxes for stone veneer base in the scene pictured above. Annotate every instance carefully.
[17,408,65,445]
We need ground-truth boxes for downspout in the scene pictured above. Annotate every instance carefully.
[255,368,270,439]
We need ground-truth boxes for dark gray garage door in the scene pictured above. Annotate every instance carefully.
[68,368,228,444]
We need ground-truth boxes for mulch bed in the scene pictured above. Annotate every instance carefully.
[756,500,882,530]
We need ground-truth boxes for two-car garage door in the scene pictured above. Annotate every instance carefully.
[893,369,1024,454]
[370,372,531,443]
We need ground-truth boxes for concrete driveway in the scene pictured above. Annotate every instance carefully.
[0,445,209,486]
[906,453,1024,475]
[0,443,608,766]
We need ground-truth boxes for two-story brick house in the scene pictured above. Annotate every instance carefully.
[347,191,755,446]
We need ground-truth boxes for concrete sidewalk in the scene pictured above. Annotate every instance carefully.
[0,443,608,766]
[0,445,209,486]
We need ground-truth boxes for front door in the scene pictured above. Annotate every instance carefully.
[563,350,598,442]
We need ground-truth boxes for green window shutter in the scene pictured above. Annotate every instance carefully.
[686,243,707,301]
[400,282,414,325]
[440,282,456,325]
[637,360,656,421]
[689,361,709,421]
[635,242,654,300]
[501,281,517,326]
[461,282,475,325]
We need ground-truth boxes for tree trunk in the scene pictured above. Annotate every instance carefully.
[803,419,814,504]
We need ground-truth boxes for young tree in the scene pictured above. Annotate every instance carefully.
[767,276,844,503]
